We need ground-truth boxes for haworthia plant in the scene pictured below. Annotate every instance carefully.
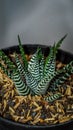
[0,34,73,102]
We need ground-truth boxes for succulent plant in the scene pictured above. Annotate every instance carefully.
[0,34,73,102]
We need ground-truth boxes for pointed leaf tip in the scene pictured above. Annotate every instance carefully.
[18,35,22,45]
[56,34,68,49]
[53,34,68,55]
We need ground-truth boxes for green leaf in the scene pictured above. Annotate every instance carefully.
[54,34,67,54]
[45,93,62,102]
[18,35,28,69]
[28,47,40,82]
[0,63,11,78]
[12,70,30,96]
[39,52,44,80]
[44,34,67,78]
[15,53,25,78]
[35,73,55,95]
[25,70,38,93]
[0,50,15,70]
[49,61,73,91]
[44,47,56,77]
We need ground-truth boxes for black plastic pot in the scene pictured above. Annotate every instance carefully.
[0,44,73,130]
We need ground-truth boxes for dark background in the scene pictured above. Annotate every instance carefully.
[0,0,73,53]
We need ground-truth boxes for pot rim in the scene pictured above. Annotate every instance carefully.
[0,115,73,128]
[1,44,73,57]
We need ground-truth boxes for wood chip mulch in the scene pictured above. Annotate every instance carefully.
[0,61,73,126]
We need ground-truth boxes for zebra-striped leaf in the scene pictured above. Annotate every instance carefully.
[18,35,28,69]
[25,71,38,93]
[45,93,62,102]
[44,46,56,77]
[28,48,40,82]
[15,53,25,78]
[12,71,30,96]
[44,35,67,77]
[35,73,55,95]
[0,50,15,70]
[49,61,73,91]
[39,53,44,80]
[0,63,11,78]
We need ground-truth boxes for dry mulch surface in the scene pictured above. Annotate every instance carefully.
[0,61,73,126]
